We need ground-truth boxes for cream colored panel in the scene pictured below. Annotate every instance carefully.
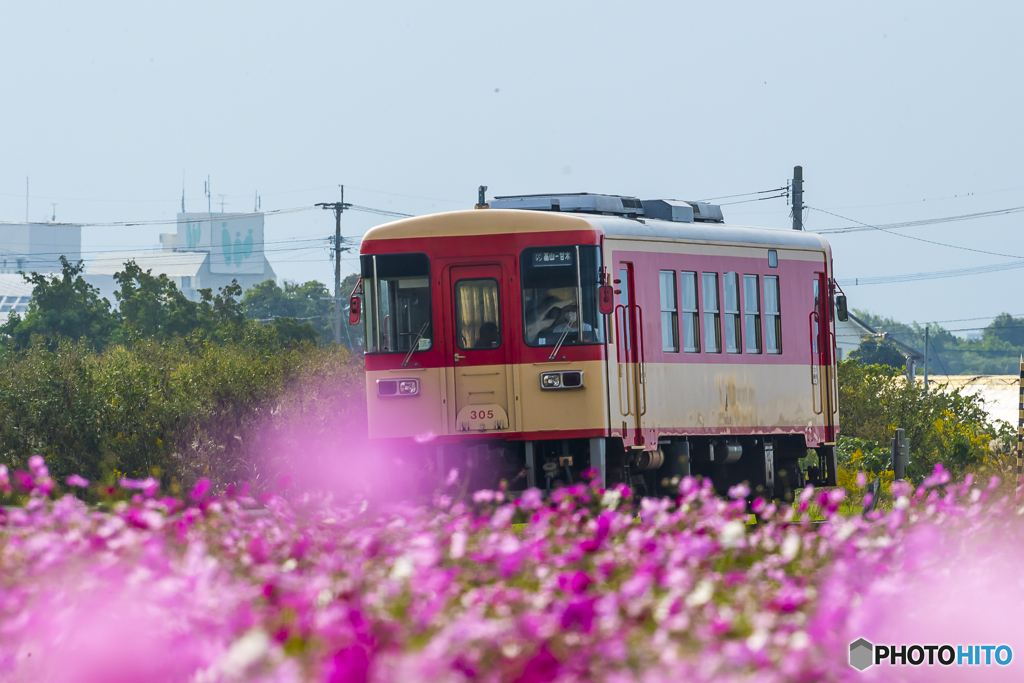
[638,362,825,432]
[519,360,609,433]
[366,368,447,439]
[453,363,513,432]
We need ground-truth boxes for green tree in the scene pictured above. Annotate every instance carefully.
[848,335,907,370]
[851,308,1024,376]
[985,313,1024,347]
[196,282,248,343]
[241,276,364,351]
[114,261,202,340]
[0,257,118,349]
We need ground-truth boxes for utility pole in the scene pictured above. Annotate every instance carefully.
[791,165,803,230]
[923,326,929,392]
[316,185,351,345]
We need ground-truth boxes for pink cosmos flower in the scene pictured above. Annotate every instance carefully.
[190,477,211,500]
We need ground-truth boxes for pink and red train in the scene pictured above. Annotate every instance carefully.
[353,192,841,499]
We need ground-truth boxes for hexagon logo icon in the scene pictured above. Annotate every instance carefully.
[850,638,874,671]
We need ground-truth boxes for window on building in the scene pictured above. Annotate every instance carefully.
[723,272,742,354]
[659,270,678,352]
[702,273,721,353]
[744,274,762,354]
[765,275,782,354]
[681,271,700,353]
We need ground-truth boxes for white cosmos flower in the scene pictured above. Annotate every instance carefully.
[601,489,622,510]
[391,556,414,580]
[221,629,269,678]
[686,580,714,607]
[781,533,801,562]
[720,520,746,548]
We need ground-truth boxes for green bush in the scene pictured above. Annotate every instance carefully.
[0,336,365,493]
[836,359,1014,486]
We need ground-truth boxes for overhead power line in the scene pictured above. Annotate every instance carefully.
[0,202,415,229]
[718,193,788,206]
[837,259,1024,286]
[813,204,1024,234]
[347,204,414,218]
[808,205,1024,260]
[865,313,1024,326]
[0,204,320,229]
[696,186,788,202]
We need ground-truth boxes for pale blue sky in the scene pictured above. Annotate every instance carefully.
[1,1,1022,328]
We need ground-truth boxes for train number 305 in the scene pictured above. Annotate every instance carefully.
[469,409,495,420]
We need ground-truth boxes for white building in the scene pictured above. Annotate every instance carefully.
[0,274,34,322]
[86,212,276,302]
[0,222,82,321]
[0,222,81,274]
[0,214,277,317]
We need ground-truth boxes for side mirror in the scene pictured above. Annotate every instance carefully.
[349,296,361,325]
[835,294,848,322]
[598,285,615,315]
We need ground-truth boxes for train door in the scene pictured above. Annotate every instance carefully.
[615,262,646,448]
[445,263,513,432]
[810,272,837,441]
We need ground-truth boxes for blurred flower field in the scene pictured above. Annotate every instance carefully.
[1,457,1022,683]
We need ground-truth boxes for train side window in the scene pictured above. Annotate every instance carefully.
[680,271,700,353]
[723,272,742,354]
[765,275,782,354]
[768,250,778,268]
[701,272,721,353]
[743,274,762,354]
[659,270,679,352]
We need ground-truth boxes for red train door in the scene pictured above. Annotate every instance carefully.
[444,263,513,432]
[810,272,837,442]
[615,262,646,448]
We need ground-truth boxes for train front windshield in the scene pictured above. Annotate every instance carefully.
[521,246,604,347]
[362,253,432,354]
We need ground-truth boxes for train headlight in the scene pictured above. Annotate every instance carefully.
[540,371,583,390]
[377,378,419,397]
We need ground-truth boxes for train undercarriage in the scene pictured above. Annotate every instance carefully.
[432,435,838,502]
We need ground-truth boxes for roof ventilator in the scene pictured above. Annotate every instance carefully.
[489,192,723,223]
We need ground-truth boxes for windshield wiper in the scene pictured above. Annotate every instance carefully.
[548,312,577,361]
[402,321,430,367]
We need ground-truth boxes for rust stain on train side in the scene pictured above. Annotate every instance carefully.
[716,373,758,428]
